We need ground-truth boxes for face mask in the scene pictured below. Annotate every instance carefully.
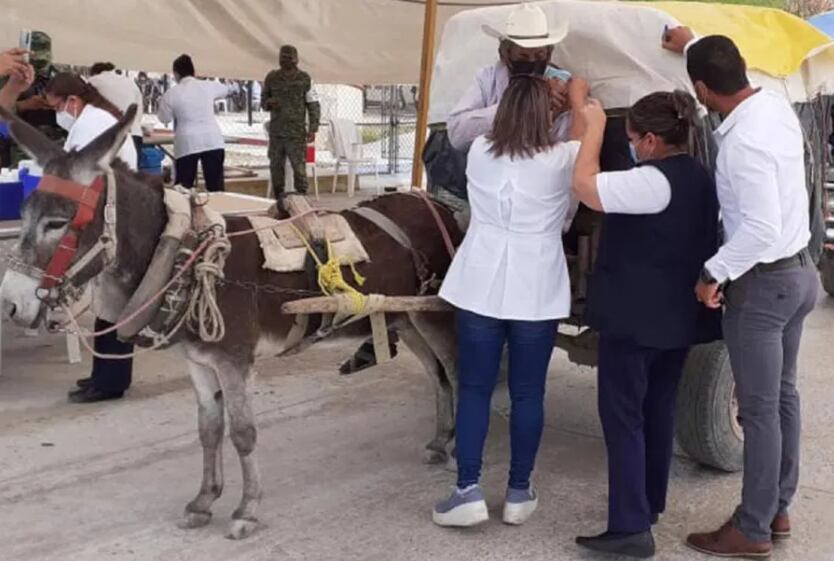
[628,142,640,164]
[56,110,76,131]
[509,59,548,77]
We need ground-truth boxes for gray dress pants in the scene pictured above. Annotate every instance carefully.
[723,255,818,542]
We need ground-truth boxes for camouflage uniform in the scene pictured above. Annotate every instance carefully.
[0,31,64,167]
[263,48,320,196]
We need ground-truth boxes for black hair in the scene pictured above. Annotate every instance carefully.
[90,62,116,76]
[686,35,750,96]
[628,90,699,148]
[173,54,195,78]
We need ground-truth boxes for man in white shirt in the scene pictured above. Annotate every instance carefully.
[88,62,144,167]
[664,30,819,558]
[157,55,231,191]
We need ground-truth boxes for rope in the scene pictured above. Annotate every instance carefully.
[186,231,232,342]
[288,223,367,316]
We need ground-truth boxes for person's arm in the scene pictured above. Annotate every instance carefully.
[0,63,34,112]
[566,78,589,141]
[306,79,321,139]
[572,99,606,210]
[447,69,498,151]
[261,72,277,111]
[156,90,174,125]
[0,48,29,81]
[703,139,782,283]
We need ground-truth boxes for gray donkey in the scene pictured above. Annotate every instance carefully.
[0,105,462,539]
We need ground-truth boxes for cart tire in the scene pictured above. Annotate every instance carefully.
[675,342,743,472]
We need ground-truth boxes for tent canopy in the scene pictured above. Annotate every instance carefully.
[0,0,515,84]
[429,0,834,122]
[810,10,834,39]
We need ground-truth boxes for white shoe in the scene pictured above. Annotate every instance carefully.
[432,484,489,527]
[502,487,538,525]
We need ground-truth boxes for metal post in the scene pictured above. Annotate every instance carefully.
[247,80,254,127]
[411,0,439,189]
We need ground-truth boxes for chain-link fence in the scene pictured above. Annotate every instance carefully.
[132,72,418,176]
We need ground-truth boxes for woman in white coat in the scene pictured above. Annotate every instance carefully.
[433,74,587,527]
[45,72,137,403]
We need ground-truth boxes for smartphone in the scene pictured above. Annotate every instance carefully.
[545,65,572,82]
[19,29,32,63]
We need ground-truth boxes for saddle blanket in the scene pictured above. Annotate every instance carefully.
[248,213,370,273]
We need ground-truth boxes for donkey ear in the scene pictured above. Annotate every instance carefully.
[76,104,138,170]
[0,105,64,166]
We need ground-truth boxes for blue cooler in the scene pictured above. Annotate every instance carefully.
[19,167,41,201]
[0,174,24,221]
[139,146,165,175]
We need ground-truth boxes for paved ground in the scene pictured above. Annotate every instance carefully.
[0,194,833,560]
[0,293,832,561]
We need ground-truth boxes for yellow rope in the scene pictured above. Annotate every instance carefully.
[289,224,367,315]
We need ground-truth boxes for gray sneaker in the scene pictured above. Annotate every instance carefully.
[503,486,538,525]
[432,484,489,527]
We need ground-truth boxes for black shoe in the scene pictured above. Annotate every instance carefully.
[76,377,93,389]
[68,386,125,404]
[338,339,399,375]
[576,530,655,558]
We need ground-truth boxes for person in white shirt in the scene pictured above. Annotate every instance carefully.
[157,55,231,191]
[663,30,819,558]
[88,62,145,166]
[571,91,721,559]
[432,75,588,528]
[44,72,137,404]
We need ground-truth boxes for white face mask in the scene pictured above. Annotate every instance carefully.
[56,110,76,132]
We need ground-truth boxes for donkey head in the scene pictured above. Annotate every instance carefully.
[0,105,137,327]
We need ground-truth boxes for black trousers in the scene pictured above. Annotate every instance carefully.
[597,334,690,534]
[175,148,225,191]
[91,318,134,394]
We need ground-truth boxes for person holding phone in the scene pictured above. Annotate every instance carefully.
[572,91,721,558]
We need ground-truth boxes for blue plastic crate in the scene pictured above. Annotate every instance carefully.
[0,179,24,220]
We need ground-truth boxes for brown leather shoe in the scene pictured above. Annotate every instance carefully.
[771,514,791,540]
[686,521,772,558]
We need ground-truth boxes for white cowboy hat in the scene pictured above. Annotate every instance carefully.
[482,3,569,49]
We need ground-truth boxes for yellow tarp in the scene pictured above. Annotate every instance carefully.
[644,1,832,77]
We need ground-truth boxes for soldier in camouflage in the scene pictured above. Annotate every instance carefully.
[0,31,64,167]
[263,45,321,196]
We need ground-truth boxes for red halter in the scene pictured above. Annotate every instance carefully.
[36,174,106,290]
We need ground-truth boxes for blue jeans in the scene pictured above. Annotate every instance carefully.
[455,309,558,490]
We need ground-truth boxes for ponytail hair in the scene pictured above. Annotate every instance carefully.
[627,90,699,149]
[46,72,122,119]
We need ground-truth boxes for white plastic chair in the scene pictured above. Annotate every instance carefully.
[328,119,380,197]
[215,99,229,113]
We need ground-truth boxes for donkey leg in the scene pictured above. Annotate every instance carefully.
[407,312,460,471]
[397,320,454,465]
[217,363,262,540]
[179,358,225,529]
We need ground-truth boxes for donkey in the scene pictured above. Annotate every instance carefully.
[0,105,462,539]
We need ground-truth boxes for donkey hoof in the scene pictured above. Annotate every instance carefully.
[226,517,259,540]
[423,448,448,465]
[178,510,212,529]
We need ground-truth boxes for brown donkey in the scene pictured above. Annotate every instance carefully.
[0,105,462,539]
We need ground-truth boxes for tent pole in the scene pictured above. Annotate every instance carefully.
[411,0,439,189]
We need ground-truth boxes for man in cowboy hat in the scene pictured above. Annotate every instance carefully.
[447,2,577,151]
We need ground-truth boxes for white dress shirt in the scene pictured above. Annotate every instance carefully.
[597,166,671,214]
[157,77,232,158]
[65,104,137,171]
[447,62,572,151]
[705,90,809,283]
[439,136,579,321]
[87,71,145,138]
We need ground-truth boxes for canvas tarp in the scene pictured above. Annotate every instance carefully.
[0,0,513,84]
[429,1,834,122]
